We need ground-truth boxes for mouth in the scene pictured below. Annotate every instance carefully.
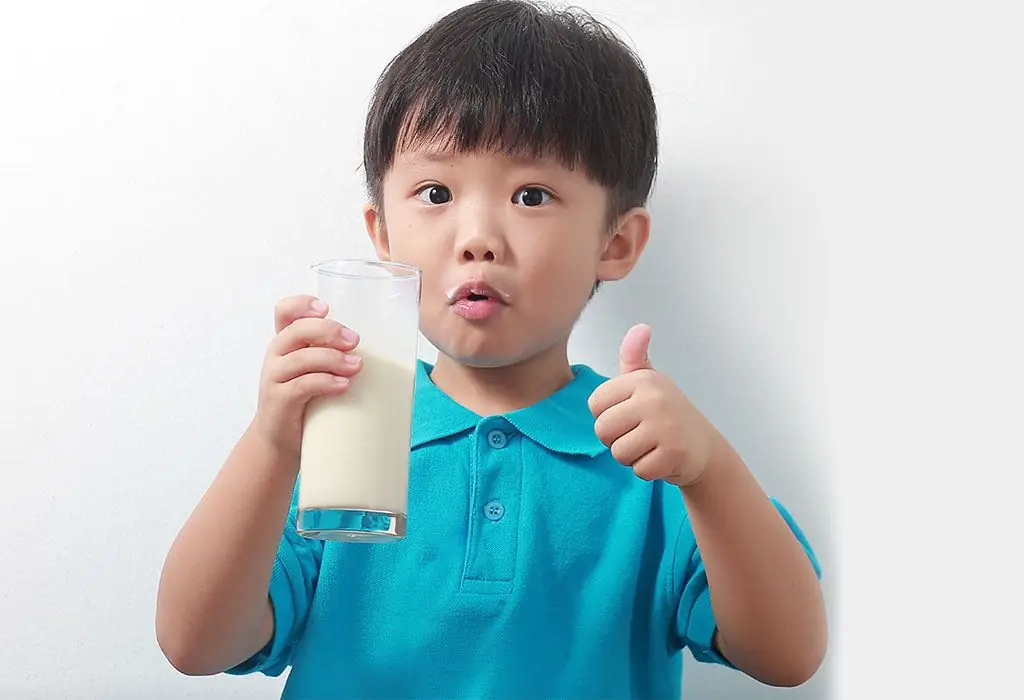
[447,281,509,306]
[447,280,510,321]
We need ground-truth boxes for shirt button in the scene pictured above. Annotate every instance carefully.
[486,429,508,449]
[483,500,505,522]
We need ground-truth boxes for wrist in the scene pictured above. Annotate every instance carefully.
[244,420,301,476]
[672,465,711,491]
[674,434,737,493]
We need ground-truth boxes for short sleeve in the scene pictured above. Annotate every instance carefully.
[225,484,324,677]
[672,498,822,667]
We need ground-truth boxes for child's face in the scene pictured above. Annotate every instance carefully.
[365,144,648,368]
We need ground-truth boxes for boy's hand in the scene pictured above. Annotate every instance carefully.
[588,324,722,488]
[250,295,363,459]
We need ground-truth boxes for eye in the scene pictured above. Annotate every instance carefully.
[512,187,552,207]
[416,185,452,205]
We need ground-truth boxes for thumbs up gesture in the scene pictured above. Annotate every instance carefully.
[587,324,722,488]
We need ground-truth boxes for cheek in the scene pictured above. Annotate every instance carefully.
[389,237,442,275]
[528,239,601,304]
[379,211,433,264]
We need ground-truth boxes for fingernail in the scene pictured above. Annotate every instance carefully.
[334,376,350,385]
[311,299,328,313]
[341,327,359,344]
[343,354,361,366]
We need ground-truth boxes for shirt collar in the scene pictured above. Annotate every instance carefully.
[411,360,610,457]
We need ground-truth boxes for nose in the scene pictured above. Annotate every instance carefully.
[461,237,497,262]
[455,207,505,263]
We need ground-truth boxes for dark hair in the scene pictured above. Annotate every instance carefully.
[362,0,658,226]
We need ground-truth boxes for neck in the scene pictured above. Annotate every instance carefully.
[429,342,576,416]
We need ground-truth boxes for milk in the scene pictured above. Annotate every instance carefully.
[298,350,416,518]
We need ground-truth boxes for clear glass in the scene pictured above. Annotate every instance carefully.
[297,259,421,542]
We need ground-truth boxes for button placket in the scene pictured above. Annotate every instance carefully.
[461,419,523,594]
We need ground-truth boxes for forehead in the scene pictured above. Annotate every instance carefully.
[393,146,565,170]
[390,130,582,174]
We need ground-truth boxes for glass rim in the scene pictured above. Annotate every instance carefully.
[310,259,421,279]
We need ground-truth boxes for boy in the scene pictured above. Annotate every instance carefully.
[156,1,827,698]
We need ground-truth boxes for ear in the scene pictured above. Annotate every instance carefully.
[363,202,392,261]
[596,207,651,283]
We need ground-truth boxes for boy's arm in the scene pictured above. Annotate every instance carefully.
[589,325,825,686]
[680,440,826,686]
[157,295,351,677]
[156,425,298,676]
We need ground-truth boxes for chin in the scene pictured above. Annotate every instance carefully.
[433,344,522,369]
[424,332,529,370]
[422,314,574,370]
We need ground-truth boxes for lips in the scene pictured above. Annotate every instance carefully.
[448,281,507,305]
[448,280,508,321]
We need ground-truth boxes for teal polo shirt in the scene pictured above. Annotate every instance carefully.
[228,360,821,699]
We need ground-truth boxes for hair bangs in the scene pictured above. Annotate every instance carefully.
[364,1,658,220]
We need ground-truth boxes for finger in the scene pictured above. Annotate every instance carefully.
[270,347,362,384]
[630,445,666,481]
[610,424,656,468]
[588,376,635,418]
[274,295,329,335]
[271,317,360,357]
[284,372,352,402]
[619,323,653,375]
[593,399,642,447]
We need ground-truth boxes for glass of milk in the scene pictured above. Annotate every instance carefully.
[296,259,421,542]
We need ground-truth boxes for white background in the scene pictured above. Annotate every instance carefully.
[1,1,1020,698]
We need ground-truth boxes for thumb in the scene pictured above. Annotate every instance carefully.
[619,323,654,375]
